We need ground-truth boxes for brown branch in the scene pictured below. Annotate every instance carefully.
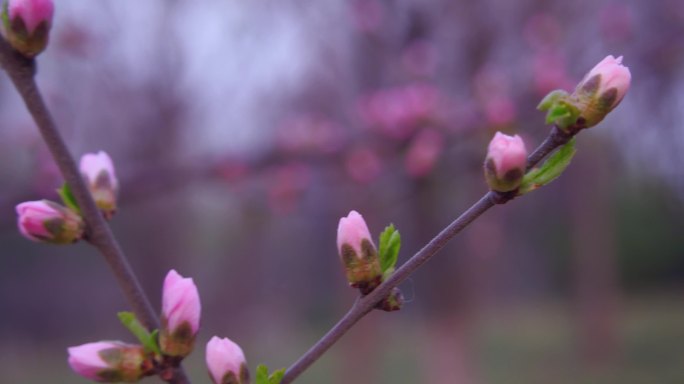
[280,125,573,383]
[0,38,191,384]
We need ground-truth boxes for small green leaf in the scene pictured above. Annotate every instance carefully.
[519,138,576,195]
[269,368,286,384]
[378,224,401,277]
[255,365,269,384]
[537,89,569,111]
[57,183,80,214]
[255,364,285,384]
[117,312,161,356]
[544,100,581,130]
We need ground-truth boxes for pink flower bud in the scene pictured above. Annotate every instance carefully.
[67,341,153,382]
[80,151,119,219]
[337,211,382,292]
[579,55,631,109]
[484,132,528,192]
[16,200,83,244]
[573,55,631,127]
[206,336,249,384]
[337,210,374,257]
[160,269,201,358]
[1,0,54,57]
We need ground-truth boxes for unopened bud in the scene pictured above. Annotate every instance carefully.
[67,341,154,382]
[206,336,250,384]
[80,151,119,219]
[160,269,201,358]
[15,200,83,244]
[337,210,382,293]
[484,132,527,192]
[376,287,404,312]
[1,0,54,57]
[572,55,631,128]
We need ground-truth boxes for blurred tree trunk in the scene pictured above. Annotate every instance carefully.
[414,176,484,384]
[570,138,620,367]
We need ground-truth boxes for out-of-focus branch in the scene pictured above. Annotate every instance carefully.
[0,37,191,384]
[280,125,573,384]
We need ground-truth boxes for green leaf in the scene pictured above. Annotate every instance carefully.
[117,312,161,356]
[255,364,285,384]
[57,183,80,214]
[378,224,401,277]
[519,138,577,195]
[544,100,581,130]
[255,365,269,384]
[537,89,569,111]
[269,368,285,384]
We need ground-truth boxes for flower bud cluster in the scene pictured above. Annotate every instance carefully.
[15,151,118,244]
[68,269,209,382]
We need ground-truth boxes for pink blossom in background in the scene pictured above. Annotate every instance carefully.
[162,269,201,335]
[8,0,54,33]
[337,210,373,257]
[350,0,384,33]
[532,51,573,95]
[523,12,561,50]
[599,3,634,43]
[267,162,311,214]
[277,114,345,155]
[486,132,527,180]
[405,129,445,178]
[359,83,444,140]
[483,96,517,128]
[206,336,247,384]
[216,159,249,184]
[344,146,382,184]
[402,40,439,78]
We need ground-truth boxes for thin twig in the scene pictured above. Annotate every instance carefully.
[281,126,574,384]
[0,38,191,384]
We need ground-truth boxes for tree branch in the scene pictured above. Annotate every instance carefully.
[280,125,574,383]
[0,38,191,384]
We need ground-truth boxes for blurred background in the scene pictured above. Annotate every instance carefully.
[1,0,683,383]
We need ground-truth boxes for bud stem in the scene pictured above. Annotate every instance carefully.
[0,35,192,384]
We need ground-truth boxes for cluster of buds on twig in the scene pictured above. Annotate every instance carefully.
[337,211,403,311]
[0,0,53,57]
[15,151,118,244]
[68,269,251,383]
[484,55,631,196]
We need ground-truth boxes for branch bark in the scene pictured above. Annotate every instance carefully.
[0,38,191,384]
